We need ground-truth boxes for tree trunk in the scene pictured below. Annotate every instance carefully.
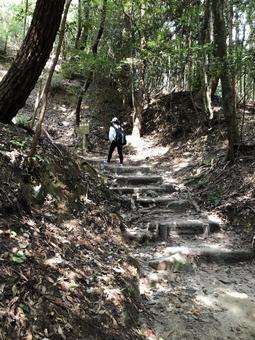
[212,0,239,160]
[211,77,219,97]
[132,59,146,137]
[77,1,91,51]
[4,35,8,54]
[0,0,65,124]
[23,0,29,39]
[194,0,213,119]
[75,0,83,49]
[30,0,72,157]
[132,4,146,137]
[75,0,107,126]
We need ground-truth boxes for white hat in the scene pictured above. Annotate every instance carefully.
[111,117,119,123]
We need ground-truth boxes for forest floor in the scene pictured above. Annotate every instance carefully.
[0,58,255,339]
[82,131,255,340]
[0,123,145,340]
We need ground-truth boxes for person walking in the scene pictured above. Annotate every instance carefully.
[107,117,126,164]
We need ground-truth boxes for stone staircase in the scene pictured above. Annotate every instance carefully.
[86,160,254,266]
[104,163,217,237]
[84,158,255,339]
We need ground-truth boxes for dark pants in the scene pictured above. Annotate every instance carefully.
[107,141,123,164]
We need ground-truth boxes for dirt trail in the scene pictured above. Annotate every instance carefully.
[85,135,255,340]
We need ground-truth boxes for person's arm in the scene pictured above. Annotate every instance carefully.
[109,126,116,142]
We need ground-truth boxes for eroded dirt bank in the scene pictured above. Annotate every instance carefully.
[0,124,142,340]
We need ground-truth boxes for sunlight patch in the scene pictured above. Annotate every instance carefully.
[172,159,192,171]
[196,294,216,307]
[44,255,63,267]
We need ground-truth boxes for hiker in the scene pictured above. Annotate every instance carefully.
[107,117,126,164]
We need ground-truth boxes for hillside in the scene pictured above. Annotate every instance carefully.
[0,123,141,340]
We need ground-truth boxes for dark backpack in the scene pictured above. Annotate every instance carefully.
[114,127,127,145]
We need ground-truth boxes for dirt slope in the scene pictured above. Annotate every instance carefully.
[0,123,141,340]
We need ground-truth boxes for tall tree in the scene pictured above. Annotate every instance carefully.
[23,0,29,38]
[194,0,214,119]
[75,0,91,50]
[30,0,72,157]
[0,0,65,124]
[131,3,146,137]
[75,0,107,126]
[212,0,239,160]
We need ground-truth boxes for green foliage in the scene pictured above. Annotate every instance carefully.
[0,1,34,50]
[14,1,34,23]
[19,303,30,313]
[10,138,29,152]
[58,0,255,101]
[209,191,222,206]
[50,73,66,93]
[11,252,26,264]
[13,113,31,127]
[63,50,115,79]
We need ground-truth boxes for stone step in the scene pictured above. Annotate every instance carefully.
[119,197,190,212]
[138,210,221,224]
[111,175,163,186]
[147,219,221,239]
[109,184,176,195]
[102,164,152,175]
[149,247,254,269]
[135,197,190,209]
[81,157,105,166]
[122,209,195,222]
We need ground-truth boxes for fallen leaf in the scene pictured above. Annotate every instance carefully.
[11,253,26,264]
[19,303,30,313]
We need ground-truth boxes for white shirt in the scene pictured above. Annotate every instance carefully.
[109,123,120,142]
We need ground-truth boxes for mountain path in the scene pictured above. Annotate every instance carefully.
[84,137,255,340]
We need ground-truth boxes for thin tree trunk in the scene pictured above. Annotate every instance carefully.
[0,0,65,124]
[79,1,91,51]
[212,0,239,160]
[29,0,72,157]
[132,4,146,137]
[75,0,107,126]
[75,0,82,49]
[30,78,43,128]
[132,58,146,137]
[4,35,8,54]
[240,69,246,144]
[23,0,29,39]
[194,0,213,118]
[211,78,219,97]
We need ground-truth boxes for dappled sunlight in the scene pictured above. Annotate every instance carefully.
[195,286,255,326]
[127,135,170,162]
[223,289,249,300]
[161,246,190,257]
[44,255,64,267]
[201,243,223,249]
[0,69,7,80]
[0,0,254,337]
[104,287,124,304]
[172,159,193,172]
[196,294,216,308]
[58,105,68,112]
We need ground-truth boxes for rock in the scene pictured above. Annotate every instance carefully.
[149,253,194,272]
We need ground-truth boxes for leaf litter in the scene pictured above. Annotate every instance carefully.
[0,123,142,340]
